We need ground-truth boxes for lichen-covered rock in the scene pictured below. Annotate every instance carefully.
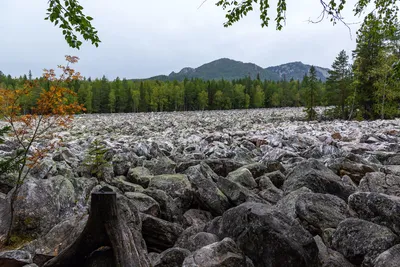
[144,156,176,175]
[283,159,355,200]
[348,192,400,235]
[0,250,32,267]
[275,187,313,219]
[182,209,213,228]
[258,176,283,204]
[208,202,319,267]
[141,214,184,252]
[125,192,160,217]
[373,244,400,267]
[127,166,152,188]
[148,174,193,211]
[216,177,267,206]
[331,218,399,266]
[175,232,219,252]
[314,235,355,267]
[226,168,257,189]
[358,172,400,196]
[153,247,190,267]
[142,188,181,223]
[182,238,254,267]
[295,193,349,235]
[184,165,231,216]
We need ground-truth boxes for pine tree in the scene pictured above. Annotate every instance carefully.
[304,66,318,121]
[326,50,352,119]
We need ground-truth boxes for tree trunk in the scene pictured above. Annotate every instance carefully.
[44,188,149,267]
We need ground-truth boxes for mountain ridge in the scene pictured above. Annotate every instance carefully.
[137,58,330,82]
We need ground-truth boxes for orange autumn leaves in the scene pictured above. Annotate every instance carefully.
[0,55,85,170]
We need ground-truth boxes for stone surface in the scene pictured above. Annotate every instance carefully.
[182,209,213,228]
[331,218,399,266]
[153,247,190,267]
[182,238,254,267]
[0,250,32,267]
[295,193,349,235]
[348,192,400,235]
[373,244,400,267]
[208,202,319,267]
[125,192,161,217]
[226,168,257,189]
[359,172,400,196]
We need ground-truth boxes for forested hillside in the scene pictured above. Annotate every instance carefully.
[146,58,329,81]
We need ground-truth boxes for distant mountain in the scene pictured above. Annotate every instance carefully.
[142,58,330,82]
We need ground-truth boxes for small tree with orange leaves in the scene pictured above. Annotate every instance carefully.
[0,55,85,245]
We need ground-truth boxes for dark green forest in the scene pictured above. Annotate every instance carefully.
[1,15,400,120]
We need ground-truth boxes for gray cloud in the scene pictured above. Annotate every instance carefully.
[1,0,363,80]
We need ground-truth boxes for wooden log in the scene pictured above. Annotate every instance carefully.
[44,187,149,267]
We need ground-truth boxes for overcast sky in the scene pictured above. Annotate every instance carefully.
[1,0,365,80]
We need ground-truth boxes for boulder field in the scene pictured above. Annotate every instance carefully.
[1,108,400,266]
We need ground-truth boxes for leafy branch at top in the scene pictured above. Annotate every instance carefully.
[45,0,100,49]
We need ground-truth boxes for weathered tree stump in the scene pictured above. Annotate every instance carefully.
[44,187,149,267]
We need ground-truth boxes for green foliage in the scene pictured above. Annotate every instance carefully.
[82,138,111,180]
[45,0,100,49]
[303,66,319,121]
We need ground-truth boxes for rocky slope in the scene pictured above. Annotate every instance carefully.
[1,108,400,266]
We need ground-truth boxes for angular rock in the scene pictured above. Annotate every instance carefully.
[332,218,399,266]
[22,214,87,266]
[359,172,400,197]
[226,168,257,189]
[295,193,349,235]
[144,156,176,175]
[314,235,355,267]
[127,166,152,188]
[108,176,139,193]
[182,237,254,267]
[143,188,181,223]
[216,177,268,206]
[184,165,231,216]
[0,250,32,267]
[182,209,213,228]
[141,214,184,252]
[0,192,10,242]
[373,244,400,267]
[263,170,286,188]
[148,174,193,211]
[275,187,313,219]
[175,232,219,252]
[209,202,319,267]
[257,176,283,204]
[348,192,400,235]
[153,247,190,267]
[283,159,355,200]
[125,192,160,217]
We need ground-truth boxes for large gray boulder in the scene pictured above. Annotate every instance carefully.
[0,192,10,242]
[127,166,152,188]
[0,250,33,267]
[208,202,319,267]
[295,193,349,235]
[331,218,399,266]
[226,168,257,189]
[141,214,184,252]
[258,176,283,204]
[143,188,182,223]
[373,244,400,267]
[153,247,191,267]
[175,232,219,252]
[125,192,160,217]
[314,235,355,267]
[144,156,176,175]
[22,214,87,266]
[184,164,231,216]
[283,159,355,200]
[148,174,193,211]
[12,176,97,237]
[216,177,267,206]
[358,172,400,197]
[275,187,313,219]
[182,209,213,228]
[348,192,400,235]
[182,238,254,267]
